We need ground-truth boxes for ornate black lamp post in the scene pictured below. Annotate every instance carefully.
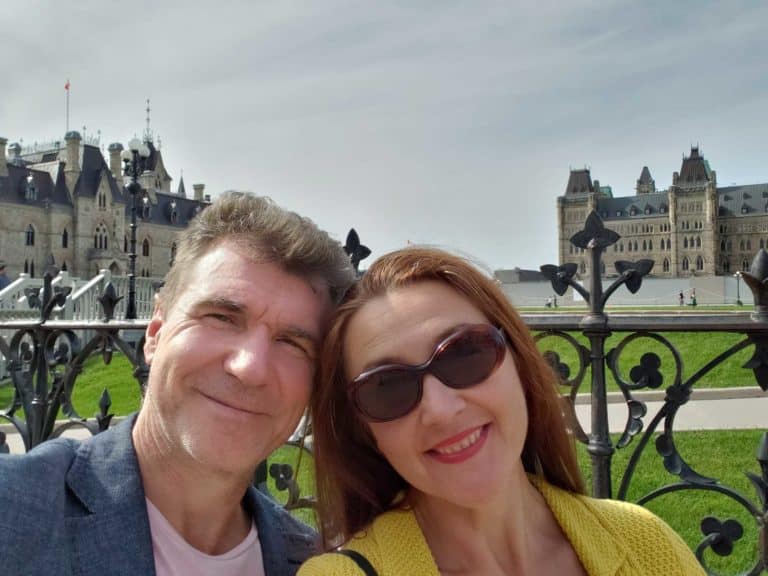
[734,270,743,306]
[121,138,150,319]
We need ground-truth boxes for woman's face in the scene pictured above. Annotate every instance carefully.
[343,280,529,509]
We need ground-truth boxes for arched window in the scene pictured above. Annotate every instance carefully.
[634,241,638,251]
[696,256,704,270]
[661,239,666,250]
[740,239,745,251]
[627,242,632,252]
[761,239,765,250]
[696,237,701,248]
[642,240,647,251]
[684,237,688,248]
[62,261,68,271]
[721,239,726,251]
[649,239,653,251]
[682,257,689,271]
[747,239,752,251]
[724,259,731,273]
[620,242,624,252]
[580,261,586,274]
[663,258,669,272]
[62,228,68,248]
[142,239,150,257]
[743,259,750,271]
[30,261,35,278]
[25,224,35,246]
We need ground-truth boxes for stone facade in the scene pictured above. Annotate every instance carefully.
[558,147,768,278]
[0,132,210,279]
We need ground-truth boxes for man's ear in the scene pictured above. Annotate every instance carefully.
[144,308,164,366]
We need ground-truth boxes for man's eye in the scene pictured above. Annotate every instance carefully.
[205,313,233,324]
[278,336,310,356]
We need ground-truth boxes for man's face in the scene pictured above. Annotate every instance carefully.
[142,240,331,477]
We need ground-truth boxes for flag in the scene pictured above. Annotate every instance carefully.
[65,79,70,91]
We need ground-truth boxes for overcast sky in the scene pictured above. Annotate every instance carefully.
[2,1,767,271]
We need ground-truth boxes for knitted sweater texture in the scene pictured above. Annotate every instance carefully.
[298,478,705,575]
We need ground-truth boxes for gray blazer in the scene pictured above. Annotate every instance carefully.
[0,417,318,575]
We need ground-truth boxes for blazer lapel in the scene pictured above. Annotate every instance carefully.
[65,417,156,576]
[248,488,318,576]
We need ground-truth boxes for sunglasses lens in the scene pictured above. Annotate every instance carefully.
[355,369,421,421]
[432,328,502,389]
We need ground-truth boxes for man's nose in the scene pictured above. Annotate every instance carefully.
[418,373,466,425]
[223,327,271,385]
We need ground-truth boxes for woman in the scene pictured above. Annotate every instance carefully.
[299,248,704,575]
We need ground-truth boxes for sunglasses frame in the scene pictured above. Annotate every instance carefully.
[347,323,507,422]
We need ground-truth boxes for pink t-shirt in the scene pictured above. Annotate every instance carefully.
[146,498,265,576]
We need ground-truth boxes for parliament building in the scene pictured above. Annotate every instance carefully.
[0,131,210,280]
[557,146,768,278]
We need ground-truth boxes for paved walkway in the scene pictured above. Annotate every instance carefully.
[2,388,766,454]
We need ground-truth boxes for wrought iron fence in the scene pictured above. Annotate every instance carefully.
[0,215,766,574]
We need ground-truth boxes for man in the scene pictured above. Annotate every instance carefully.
[0,192,355,575]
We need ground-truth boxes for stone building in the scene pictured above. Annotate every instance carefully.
[0,131,210,280]
[557,146,768,278]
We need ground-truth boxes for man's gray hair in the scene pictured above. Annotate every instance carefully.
[157,191,355,308]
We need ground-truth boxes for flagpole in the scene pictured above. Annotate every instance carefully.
[65,79,70,133]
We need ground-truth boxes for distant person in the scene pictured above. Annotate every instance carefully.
[300,247,705,576]
[545,296,552,308]
[0,193,356,575]
[678,290,684,306]
[0,261,10,291]
[690,288,697,307]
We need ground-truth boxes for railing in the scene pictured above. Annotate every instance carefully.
[0,218,766,574]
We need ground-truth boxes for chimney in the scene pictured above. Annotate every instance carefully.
[193,183,205,201]
[108,142,124,185]
[0,137,7,177]
[64,131,82,192]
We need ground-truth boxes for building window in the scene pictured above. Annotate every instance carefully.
[62,228,68,248]
[30,261,35,278]
[661,239,666,250]
[663,258,669,272]
[649,239,653,251]
[721,239,726,251]
[124,236,128,253]
[696,236,701,248]
[682,257,689,271]
[24,260,28,274]
[62,261,68,271]
[724,259,731,273]
[740,239,745,251]
[580,261,586,274]
[743,259,750,271]
[142,239,150,257]
[642,240,647,251]
[25,224,35,246]
[696,256,704,270]
[684,237,688,249]
[747,239,752,251]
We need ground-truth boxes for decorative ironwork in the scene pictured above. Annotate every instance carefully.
[532,210,768,574]
[0,271,147,453]
[343,228,371,274]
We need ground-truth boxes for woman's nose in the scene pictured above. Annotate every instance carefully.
[417,372,466,424]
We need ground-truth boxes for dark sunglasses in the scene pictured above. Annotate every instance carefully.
[348,324,507,422]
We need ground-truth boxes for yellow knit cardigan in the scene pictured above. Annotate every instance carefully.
[298,478,705,575]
